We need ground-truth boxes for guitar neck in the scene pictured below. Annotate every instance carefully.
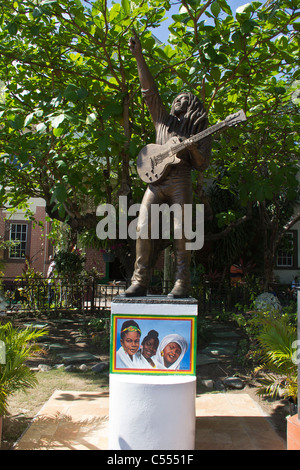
[154,119,228,165]
[175,120,227,153]
[144,111,246,183]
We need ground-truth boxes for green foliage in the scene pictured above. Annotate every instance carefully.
[0,0,298,265]
[55,249,85,280]
[254,318,298,402]
[236,338,254,368]
[0,322,47,416]
[233,300,298,401]
[88,317,109,333]
[170,0,299,281]
[234,300,297,339]
[14,260,47,310]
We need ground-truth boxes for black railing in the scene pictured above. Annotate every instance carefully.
[0,277,294,315]
[1,278,128,313]
[194,281,295,315]
[195,282,251,314]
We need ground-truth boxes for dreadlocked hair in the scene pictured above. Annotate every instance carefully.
[169,92,208,138]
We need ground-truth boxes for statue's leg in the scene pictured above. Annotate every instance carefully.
[168,236,191,298]
[166,174,193,298]
[125,186,159,296]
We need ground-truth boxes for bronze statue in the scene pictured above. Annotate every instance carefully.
[125,35,211,298]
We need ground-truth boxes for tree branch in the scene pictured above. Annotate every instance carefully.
[206,207,253,241]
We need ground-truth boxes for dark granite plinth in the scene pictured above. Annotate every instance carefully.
[113,295,198,305]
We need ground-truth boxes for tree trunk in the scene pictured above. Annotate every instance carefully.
[164,245,174,293]
[118,93,132,198]
[260,202,276,290]
[263,248,275,290]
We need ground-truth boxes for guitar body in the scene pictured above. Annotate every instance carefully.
[136,110,247,184]
[137,137,182,184]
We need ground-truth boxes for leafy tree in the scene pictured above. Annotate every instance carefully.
[0,0,299,282]
[55,248,85,281]
[167,0,300,284]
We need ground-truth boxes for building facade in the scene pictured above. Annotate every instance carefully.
[0,197,299,286]
[0,198,117,283]
[0,198,52,278]
[273,219,300,285]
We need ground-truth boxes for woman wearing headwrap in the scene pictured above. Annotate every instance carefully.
[116,320,141,368]
[135,329,159,369]
[155,334,188,370]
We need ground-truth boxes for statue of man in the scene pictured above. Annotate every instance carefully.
[125,35,211,298]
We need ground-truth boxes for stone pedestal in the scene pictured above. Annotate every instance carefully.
[109,374,196,450]
[108,295,198,450]
[287,413,300,450]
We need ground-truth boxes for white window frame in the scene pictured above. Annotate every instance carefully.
[276,231,297,268]
[9,223,29,259]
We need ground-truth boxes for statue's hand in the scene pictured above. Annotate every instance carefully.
[128,35,142,57]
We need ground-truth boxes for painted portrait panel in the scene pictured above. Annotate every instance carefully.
[110,314,196,375]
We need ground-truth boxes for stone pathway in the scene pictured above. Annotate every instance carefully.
[13,317,288,450]
[27,318,243,381]
[23,319,109,373]
[14,391,286,450]
[196,321,246,391]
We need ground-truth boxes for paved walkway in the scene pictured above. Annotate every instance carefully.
[11,315,288,450]
[14,390,286,450]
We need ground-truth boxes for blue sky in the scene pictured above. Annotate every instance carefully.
[99,1,258,44]
[151,0,254,43]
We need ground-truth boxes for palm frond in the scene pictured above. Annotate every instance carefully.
[0,322,47,417]
[255,318,298,401]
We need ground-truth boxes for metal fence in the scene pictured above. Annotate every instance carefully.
[1,278,128,313]
[0,277,294,315]
[196,282,251,315]
[195,281,295,315]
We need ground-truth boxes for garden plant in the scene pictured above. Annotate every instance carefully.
[0,322,47,446]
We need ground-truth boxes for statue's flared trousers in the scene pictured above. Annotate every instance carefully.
[131,171,193,290]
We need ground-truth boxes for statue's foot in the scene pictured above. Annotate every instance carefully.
[124,283,147,297]
[168,282,190,299]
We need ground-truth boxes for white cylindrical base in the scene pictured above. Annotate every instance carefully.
[108,374,196,450]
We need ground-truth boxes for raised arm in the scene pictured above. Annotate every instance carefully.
[128,35,156,93]
[128,34,167,125]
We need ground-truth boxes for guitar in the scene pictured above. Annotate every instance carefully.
[136,109,247,184]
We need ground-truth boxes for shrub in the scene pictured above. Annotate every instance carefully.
[0,323,47,416]
[254,318,297,403]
